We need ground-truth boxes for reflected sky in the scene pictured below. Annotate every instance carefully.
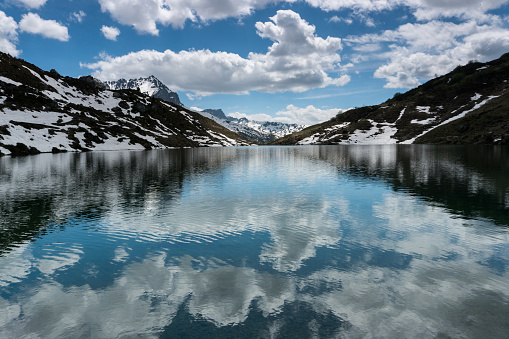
[0,146,508,338]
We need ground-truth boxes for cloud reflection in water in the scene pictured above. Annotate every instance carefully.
[0,146,508,338]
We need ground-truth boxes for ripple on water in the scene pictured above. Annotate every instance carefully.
[0,146,508,338]
[36,243,84,275]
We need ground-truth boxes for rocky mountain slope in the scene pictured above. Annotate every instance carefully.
[197,108,306,143]
[103,75,307,144]
[0,52,250,156]
[104,75,182,106]
[273,53,509,145]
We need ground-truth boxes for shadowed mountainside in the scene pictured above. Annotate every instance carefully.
[272,53,509,145]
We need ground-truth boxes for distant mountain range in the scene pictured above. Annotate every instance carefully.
[197,108,306,143]
[104,75,307,143]
[0,52,249,156]
[273,53,509,145]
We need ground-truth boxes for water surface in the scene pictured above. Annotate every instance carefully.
[1,145,508,338]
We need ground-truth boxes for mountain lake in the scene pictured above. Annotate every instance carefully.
[0,145,508,338]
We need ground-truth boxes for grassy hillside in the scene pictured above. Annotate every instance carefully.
[272,53,509,145]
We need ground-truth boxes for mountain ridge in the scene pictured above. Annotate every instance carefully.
[272,53,509,145]
[0,52,250,156]
[104,76,183,106]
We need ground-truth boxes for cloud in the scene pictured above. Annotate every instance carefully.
[101,25,120,40]
[13,0,47,9]
[352,43,381,52]
[35,244,83,275]
[0,243,31,287]
[228,111,280,121]
[228,104,346,125]
[84,10,349,95]
[69,11,86,23]
[275,104,345,125]
[304,0,509,21]
[97,0,183,35]
[97,0,291,35]
[18,13,70,41]
[345,20,509,88]
[304,0,403,12]
[373,28,509,88]
[345,20,484,51]
[459,28,509,60]
[93,0,509,36]
[329,15,352,24]
[376,68,423,89]
[256,10,342,58]
[412,0,509,21]
[0,11,20,57]
[330,11,377,27]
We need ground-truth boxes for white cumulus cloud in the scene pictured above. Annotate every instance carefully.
[84,10,349,95]
[14,0,47,9]
[101,25,120,40]
[229,104,345,125]
[19,13,70,41]
[304,0,509,21]
[0,11,20,56]
[95,0,509,35]
[97,0,290,35]
[329,15,353,24]
[346,20,509,88]
[374,29,509,88]
[69,11,86,23]
[274,104,346,125]
[304,0,404,12]
[412,0,509,21]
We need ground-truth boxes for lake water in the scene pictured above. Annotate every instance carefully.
[0,145,508,338]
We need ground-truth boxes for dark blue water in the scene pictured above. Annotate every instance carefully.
[1,145,508,338]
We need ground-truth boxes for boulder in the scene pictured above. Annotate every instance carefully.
[79,75,107,90]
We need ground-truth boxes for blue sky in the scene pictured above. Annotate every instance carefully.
[1,0,509,125]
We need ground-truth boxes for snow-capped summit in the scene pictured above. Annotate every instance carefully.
[104,75,182,106]
[195,108,306,143]
[202,108,228,120]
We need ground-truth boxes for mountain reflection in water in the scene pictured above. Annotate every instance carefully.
[0,145,508,338]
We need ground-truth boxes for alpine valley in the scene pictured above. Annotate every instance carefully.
[1,51,509,157]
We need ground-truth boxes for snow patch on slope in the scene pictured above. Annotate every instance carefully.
[0,76,21,86]
[0,65,249,155]
[471,93,482,101]
[345,123,398,145]
[411,117,436,125]
[403,96,499,144]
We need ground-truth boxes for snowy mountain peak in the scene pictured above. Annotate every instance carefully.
[202,109,228,120]
[104,76,182,106]
[196,109,306,143]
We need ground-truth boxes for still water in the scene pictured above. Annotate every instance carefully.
[0,145,508,338]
